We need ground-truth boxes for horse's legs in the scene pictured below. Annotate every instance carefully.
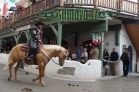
[39,62,45,86]
[42,64,46,77]
[32,75,39,82]
[8,60,16,81]
[14,61,21,81]
[32,64,46,82]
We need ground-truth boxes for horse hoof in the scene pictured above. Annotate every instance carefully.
[16,80,20,82]
[15,79,19,82]
[32,79,36,82]
[8,77,11,81]
[41,84,45,87]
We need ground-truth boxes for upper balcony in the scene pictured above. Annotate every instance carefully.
[0,0,139,30]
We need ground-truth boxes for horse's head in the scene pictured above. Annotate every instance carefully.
[57,48,69,66]
[43,45,69,66]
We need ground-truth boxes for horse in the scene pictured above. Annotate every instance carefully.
[3,44,69,86]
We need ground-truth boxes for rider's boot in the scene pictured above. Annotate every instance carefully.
[25,55,34,64]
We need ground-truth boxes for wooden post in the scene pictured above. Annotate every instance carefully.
[0,21,1,30]
[57,22,62,45]
[117,0,122,13]
[60,0,64,6]
[14,35,19,44]
[0,38,2,53]
[138,0,139,16]
[24,30,30,43]
[49,25,58,37]
[12,13,15,23]
[99,32,104,60]
[94,0,98,8]
[30,5,32,16]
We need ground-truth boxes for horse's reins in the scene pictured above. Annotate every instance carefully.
[40,45,59,65]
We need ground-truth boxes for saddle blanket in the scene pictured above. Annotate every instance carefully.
[20,43,40,53]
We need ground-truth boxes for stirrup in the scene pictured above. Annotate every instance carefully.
[25,57,32,63]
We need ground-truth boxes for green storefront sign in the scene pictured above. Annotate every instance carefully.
[36,9,119,21]
[59,9,98,21]
[98,12,120,18]
[36,12,58,18]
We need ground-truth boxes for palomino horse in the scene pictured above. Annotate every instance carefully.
[3,44,69,86]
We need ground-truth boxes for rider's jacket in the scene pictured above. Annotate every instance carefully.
[30,28,43,49]
[31,28,43,41]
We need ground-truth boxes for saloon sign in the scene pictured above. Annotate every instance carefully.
[36,9,119,21]
[16,25,31,32]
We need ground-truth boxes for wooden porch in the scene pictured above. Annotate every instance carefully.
[0,0,139,30]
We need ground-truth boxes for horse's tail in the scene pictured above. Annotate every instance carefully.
[3,65,9,70]
[3,51,12,70]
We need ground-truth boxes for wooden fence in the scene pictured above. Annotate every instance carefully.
[0,0,139,30]
[0,0,60,30]
[1,19,13,29]
[64,0,138,14]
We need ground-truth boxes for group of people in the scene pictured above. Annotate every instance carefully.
[1,40,15,54]
[103,48,131,77]
[66,45,88,64]
[66,44,99,64]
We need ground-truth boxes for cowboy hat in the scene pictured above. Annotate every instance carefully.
[35,21,45,26]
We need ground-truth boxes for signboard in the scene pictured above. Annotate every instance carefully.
[36,12,58,18]
[36,9,120,21]
[59,9,99,21]
[16,25,30,32]
[98,12,119,18]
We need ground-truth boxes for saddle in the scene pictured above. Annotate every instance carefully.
[20,43,40,53]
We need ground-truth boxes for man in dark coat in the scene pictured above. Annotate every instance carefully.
[26,21,45,62]
[110,48,119,76]
[120,48,131,77]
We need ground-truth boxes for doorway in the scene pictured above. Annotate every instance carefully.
[128,45,133,73]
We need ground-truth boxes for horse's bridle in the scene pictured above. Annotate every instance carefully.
[41,46,66,65]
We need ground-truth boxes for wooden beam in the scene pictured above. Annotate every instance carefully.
[0,31,19,39]
[62,24,107,36]
[138,0,139,16]
[57,22,62,45]
[49,25,58,37]
[108,24,121,31]
[42,20,107,37]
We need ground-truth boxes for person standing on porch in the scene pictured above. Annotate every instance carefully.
[110,48,119,76]
[83,47,88,59]
[90,44,99,59]
[103,49,109,76]
[76,45,84,60]
[120,48,131,77]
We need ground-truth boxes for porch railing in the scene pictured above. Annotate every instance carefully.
[1,19,13,29]
[15,7,30,21]
[64,0,138,14]
[0,0,139,30]
[0,0,60,30]
[122,0,138,14]
[32,0,46,15]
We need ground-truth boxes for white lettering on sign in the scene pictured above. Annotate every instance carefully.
[16,25,31,32]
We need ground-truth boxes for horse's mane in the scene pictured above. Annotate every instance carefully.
[43,45,66,52]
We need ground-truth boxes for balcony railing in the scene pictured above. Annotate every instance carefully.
[32,0,46,15]
[0,0,60,30]
[1,19,13,29]
[122,0,138,14]
[16,7,30,21]
[0,0,139,30]
[64,0,138,14]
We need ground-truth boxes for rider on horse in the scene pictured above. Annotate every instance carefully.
[26,21,45,63]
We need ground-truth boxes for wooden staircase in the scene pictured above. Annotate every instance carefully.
[124,24,139,55]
